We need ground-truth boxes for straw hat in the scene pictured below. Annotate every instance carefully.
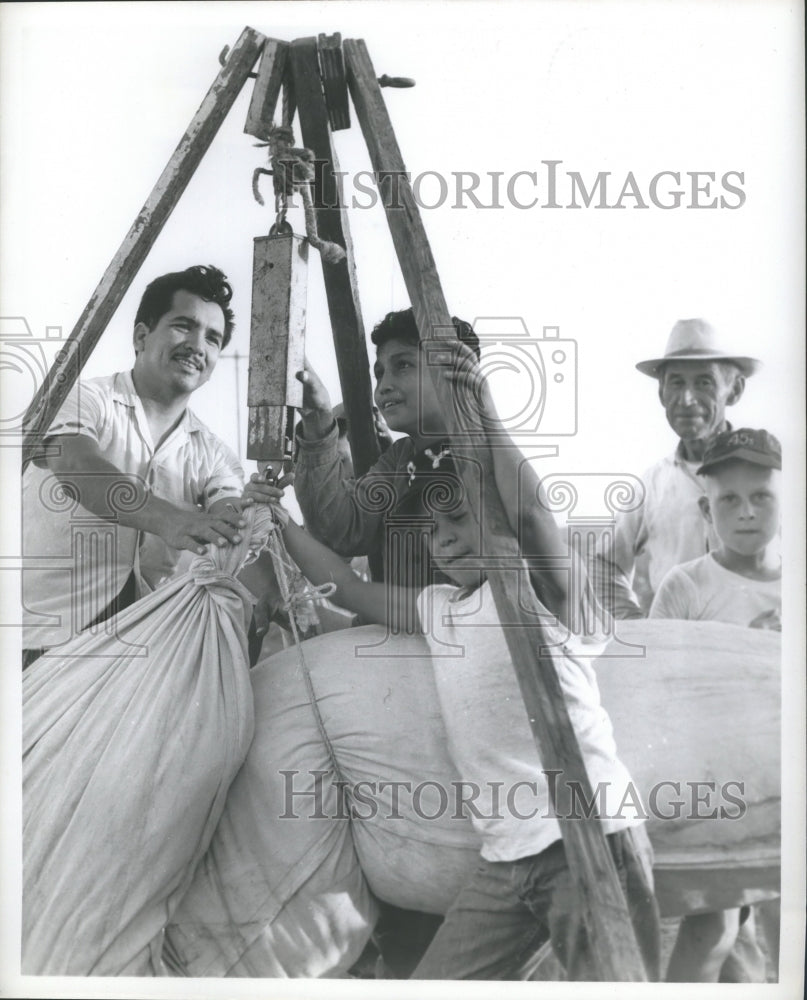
[636,318,761,378]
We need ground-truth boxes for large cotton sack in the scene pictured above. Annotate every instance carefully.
[23,506,274,976]
[166,617,779,975]
[163,631,379,978]
[256,621,777,919]
[596,618,780,915]
[164,630,479,977]
[281,630,482,913]
[263,620,779,919]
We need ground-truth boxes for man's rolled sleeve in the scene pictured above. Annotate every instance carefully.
[44,381,106,446]
[201,441,245,508]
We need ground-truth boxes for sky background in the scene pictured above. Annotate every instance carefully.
[1,0,803,497]
[1,2,805,996]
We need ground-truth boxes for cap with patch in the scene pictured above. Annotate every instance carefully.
[697,428,782,475]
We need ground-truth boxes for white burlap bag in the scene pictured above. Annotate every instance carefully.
[596,618,780,915]
[270,621,778,918]
[166,617,779,976]
[23,506,274,975]
[163,630,479,978]
[163,625,378,978]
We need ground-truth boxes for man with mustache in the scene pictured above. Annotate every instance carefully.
[22,265,280,668]
[592,318,759,620]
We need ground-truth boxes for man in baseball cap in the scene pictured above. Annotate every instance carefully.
[592,318,761,620]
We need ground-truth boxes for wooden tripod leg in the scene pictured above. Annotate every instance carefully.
[244,38,289,138]
[21,26,267,469]
[288,37,380,482]
[344,37,648,982]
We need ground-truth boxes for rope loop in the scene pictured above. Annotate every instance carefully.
[259,511,347,788]
[253,123,347,265]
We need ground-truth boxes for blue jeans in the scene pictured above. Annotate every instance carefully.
[411,826,661,981]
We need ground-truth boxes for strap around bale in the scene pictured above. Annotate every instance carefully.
[261,517,347,789]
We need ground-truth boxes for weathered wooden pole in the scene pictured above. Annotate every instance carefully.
[288,37,380,480]
[243,37,289,137]
[344,36,648,981]
[21,27,267,468]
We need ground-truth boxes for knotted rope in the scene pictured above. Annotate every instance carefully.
[263,512,336,637]
[191,567,257,604]
[252,123,347,265]
[261,507,348,792]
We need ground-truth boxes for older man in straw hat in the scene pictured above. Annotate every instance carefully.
[592,318,760,620]
[592,319,772,982]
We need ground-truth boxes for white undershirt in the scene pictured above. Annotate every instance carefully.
[417,581,642,861]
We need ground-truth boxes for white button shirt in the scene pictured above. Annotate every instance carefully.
[417,581,641,862]
[22,371,244,649]
[592,444,719,618]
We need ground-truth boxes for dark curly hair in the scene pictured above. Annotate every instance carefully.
[370,307,480,359]
[134,265,235,348]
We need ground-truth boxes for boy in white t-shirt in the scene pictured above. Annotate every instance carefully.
[650,428,781,630]
[272,353,661,981]
[650,427,781,982]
